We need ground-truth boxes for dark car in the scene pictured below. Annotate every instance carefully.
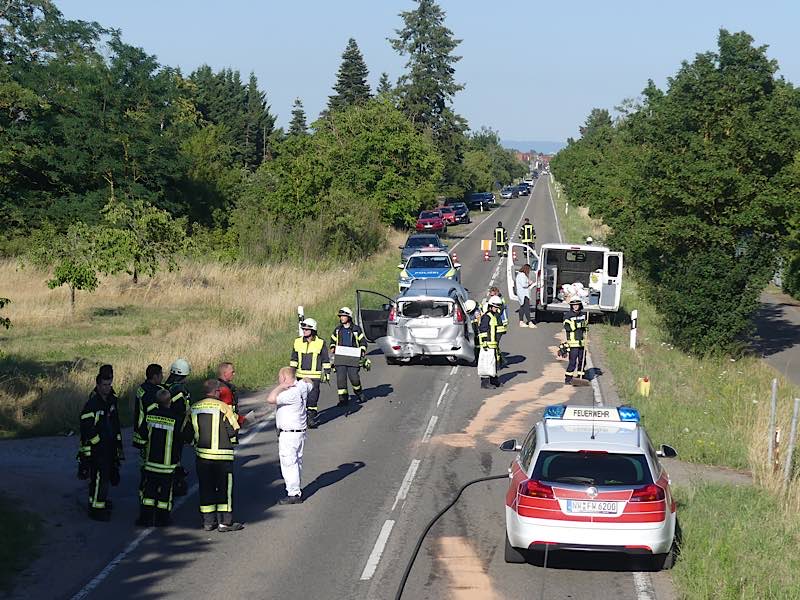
[415,210,446,233]
[447,201,471,224]
[399,233,448,262]
[466,192,495,210]
[517,183,530,196]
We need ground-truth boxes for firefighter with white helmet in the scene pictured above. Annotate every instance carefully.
[164,358,192,495]
[329,307,368,406]
[478,295,504,388]
[290,317,331,428]
[563,296,588,384]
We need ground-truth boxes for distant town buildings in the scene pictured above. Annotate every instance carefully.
[514,150,553,172]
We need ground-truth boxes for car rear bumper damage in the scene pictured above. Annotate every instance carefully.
[378,336,474,362]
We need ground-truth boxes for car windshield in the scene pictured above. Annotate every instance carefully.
[407,255,451,269]
[419,211,439,219]
[406,236,438,248]
[502,187,513,192]
[532,451,652,486]
[399,299,453,318]
[440,207,454,213]
[452,203,467,210]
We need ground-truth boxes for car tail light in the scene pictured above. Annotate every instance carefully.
[520,479,554,499]
[388,306,398,324]
[629,483,665,502]
[454,306,465,323]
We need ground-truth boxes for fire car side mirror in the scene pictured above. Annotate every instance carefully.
[657,444,678,458]
[499,439,520,452]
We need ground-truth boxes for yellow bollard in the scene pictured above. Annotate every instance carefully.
[636,377,651,397]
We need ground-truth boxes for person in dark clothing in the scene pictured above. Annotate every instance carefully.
[164,358,192,496]
[133,364,164,449]
[78,372,124,521]
[563,297,588,384]
[136,389,193,527]
[329,307,368,406]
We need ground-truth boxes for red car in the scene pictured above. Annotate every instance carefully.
[437,206,457,225]
[416,210,446,233]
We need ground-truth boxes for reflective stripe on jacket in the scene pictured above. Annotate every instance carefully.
[494,227,508,246]
[564,311,588,348]
[191,398,240,461]
[478,312,500,348]
[290,336,331,379]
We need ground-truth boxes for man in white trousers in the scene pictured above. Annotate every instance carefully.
[267,367,312,505]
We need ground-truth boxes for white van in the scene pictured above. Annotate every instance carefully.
[506,242,623,316]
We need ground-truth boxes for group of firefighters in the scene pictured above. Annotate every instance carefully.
[76,217,588,527]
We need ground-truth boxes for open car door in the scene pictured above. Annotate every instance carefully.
[599,251,623,311]
[356,289,395,342]
[506,242,539,303]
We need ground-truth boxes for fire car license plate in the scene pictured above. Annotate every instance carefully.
[413,328,438,338]
[566,500,618,515]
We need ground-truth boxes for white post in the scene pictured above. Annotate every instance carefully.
[768,378,778,467]
[783,398,800,490]
[297,305,304,337]
[565,202,569,216]
[629,309,638,350]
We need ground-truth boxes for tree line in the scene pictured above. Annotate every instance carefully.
[0,0,525,298]
[551,30,800,354]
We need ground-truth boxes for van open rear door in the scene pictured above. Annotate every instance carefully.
[506,242,538,303]
[599,252,623,311]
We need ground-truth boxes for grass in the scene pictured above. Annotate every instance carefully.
[0,231,405,437]
[0,495,42,592]
[672,483,800,600]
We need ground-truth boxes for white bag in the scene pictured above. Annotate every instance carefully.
[477,347,497,377]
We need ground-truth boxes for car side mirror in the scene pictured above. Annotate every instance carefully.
[397,264,404,269]
[499,439,520,452]
[656,444,678,458]
[398,246,404,250]
[453,262,461,269]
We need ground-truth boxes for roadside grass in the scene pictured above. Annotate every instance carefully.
[0,231,404,437]
[672,483,800,600]
[0,495,42,593]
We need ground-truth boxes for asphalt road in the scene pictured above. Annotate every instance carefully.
[65,179,668,600]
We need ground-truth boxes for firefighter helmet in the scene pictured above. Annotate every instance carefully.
[300,318,318,331]
[169,358,191,376]
[488,296,504,308]
[338,307,353,318]
[464,299,477,313]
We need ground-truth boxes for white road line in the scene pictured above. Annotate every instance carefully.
[449,365,459,376]
[436,383,449,407]
[359,520,396,581]
[70,412,276,600]
[391,460,421,511]
[421,415,439,443]
[632,571,657,600]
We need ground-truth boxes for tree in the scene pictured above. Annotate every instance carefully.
[327,38,371,113]
[244,72,275,169]
[0,298,10,329]
[102,196,187,283]
[377,72,393,96]
[288,98,308,135]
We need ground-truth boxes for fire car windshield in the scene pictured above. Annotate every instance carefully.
[532,451,652,486]
[407,255,451,269]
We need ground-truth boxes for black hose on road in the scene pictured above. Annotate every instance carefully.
[394,473,508,600]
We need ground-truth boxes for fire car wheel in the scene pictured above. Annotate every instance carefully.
[504,531,526,564]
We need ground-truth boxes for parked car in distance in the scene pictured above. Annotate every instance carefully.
[438,205,458,225]
[500,186,519,199]
[448,201,471,224]
[399,233,448,262]
[517,183,530,196]
[416,210,446,233]
[466,192,495,210]
[522,176,535,186]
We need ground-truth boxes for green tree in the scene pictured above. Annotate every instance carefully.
[327,38,371,113]
[288,97,308,135]
[377,72,393,96]
[102,196,187,283]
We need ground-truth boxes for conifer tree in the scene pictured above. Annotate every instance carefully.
[288,98,308,136]
[327,38,371,113]
[377,72,393,96]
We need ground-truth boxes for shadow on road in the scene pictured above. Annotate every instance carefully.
[751,300,800,358]
[498,369,526,385]
[302,461,366,500]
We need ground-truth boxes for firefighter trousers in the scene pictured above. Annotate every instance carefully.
[196,458,234,517]
[565,347,585,382]
[88,456,113,511]
[305,379,321,411]
[141,470,174,512]
[335,366,362,399]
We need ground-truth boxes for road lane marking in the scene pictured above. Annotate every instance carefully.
[437,383,449,406]
[392,460,421,511]
[450,365,459,376]
[632,571,657,600]
[359,519,396,581]
[421,415,439,443]
[70,412,276,600]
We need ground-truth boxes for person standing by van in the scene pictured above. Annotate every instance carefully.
[563,297,588,384]
[515,264,536,328]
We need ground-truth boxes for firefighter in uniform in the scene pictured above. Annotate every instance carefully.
[164,358,192,496]
[136,389,192,527]
[191,379,243,532]
[329,307,368,406]
[520,218,536,249]
[290,318,331,429]
[78,372,123,521]
[478,296,504,389]
[133,364,164,449]
[494,221,508,257]
[483,287,508,368]
[563,297,588,384]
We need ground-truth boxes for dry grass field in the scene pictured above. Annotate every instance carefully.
[0,231,403,437]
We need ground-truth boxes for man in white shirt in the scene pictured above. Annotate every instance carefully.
[267,367,312,505]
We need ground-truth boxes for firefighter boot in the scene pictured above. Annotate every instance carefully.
[134,506,154,527]
[217,512,244,532]
[202,512,218,532]
[307,408,319,429]
[154,509,172,527]
[480,378,492,389]
[88,507,111,522]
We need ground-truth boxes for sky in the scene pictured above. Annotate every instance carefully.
[55,0,800,144]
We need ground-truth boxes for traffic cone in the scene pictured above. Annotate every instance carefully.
[483,250,489,262]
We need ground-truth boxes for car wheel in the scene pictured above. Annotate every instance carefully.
[504,531,526,564]
[386,357,400,366]
[446,356,458,365]
[654,541,677,570]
